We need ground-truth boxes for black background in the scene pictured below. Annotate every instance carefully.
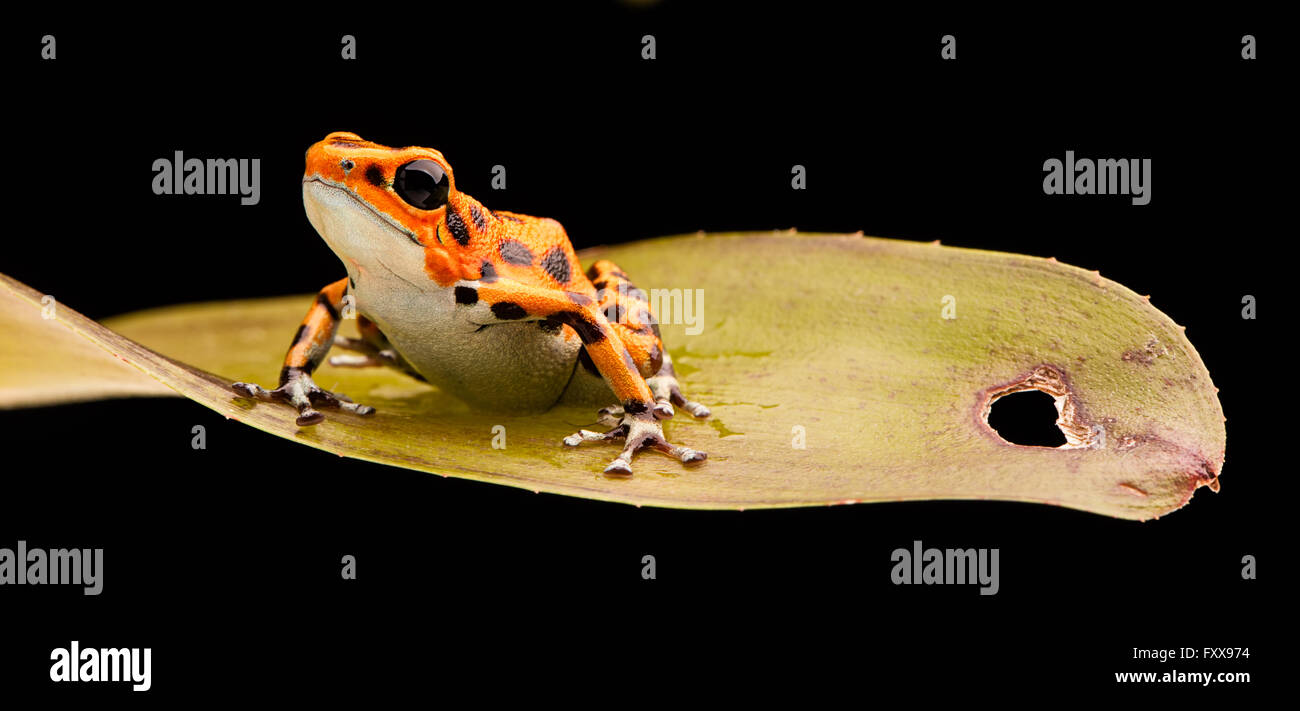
[2,5,1279,700]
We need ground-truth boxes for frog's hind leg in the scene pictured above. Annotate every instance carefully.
[329,315,427,382]
[464,272,706,475]
[330,314,393,366]
[584,259,711,420]
[232,278,376,426]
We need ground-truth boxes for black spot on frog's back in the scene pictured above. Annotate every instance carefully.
[499,240,535,266]
[541,246,572,284]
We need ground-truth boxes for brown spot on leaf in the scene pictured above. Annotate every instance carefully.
[1118,483,1148,497]
[1121,337,1169,365]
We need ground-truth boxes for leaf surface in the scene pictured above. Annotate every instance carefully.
[0,232,1225,519]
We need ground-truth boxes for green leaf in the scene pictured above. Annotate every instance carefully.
[0,232,1225,519]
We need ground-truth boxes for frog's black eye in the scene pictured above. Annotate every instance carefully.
[394,159,449,210]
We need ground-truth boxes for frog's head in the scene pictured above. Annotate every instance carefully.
[303,131,472,288]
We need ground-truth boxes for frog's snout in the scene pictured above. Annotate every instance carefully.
[305,132,368,180]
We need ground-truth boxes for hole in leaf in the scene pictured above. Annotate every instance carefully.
[986,390,1067,447]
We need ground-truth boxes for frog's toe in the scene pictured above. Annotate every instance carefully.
[562,425,625,448]
[327,348,399,369]
[650,440,709,464]
[296,409,326,426]
[647,371,710,419]
[603,459,634,477]
[346,402,376,416]
[670,390,711,419]
[303,387,374,419]
[231,381,272,401]
[596,405,623,428]
[328,354,379,368]
[306,387,340,408]
[319,390,376,416]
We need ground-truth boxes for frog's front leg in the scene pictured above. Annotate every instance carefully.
[232,277,375,426]
[467,277,707,476]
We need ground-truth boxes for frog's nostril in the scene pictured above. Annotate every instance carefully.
[340,159,355,172]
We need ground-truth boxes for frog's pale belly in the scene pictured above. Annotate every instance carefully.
[352,274,582,412]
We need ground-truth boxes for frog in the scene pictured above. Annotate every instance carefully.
[232,132,710,476]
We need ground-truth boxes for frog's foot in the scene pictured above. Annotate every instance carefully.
[646,364,711,420]
[232,369,375,426]
[563,413,707,476]
[329,337,400,368]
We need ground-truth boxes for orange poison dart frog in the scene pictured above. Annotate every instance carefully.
[233,132,710,475]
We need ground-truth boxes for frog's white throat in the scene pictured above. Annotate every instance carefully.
[301,178,428,294]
